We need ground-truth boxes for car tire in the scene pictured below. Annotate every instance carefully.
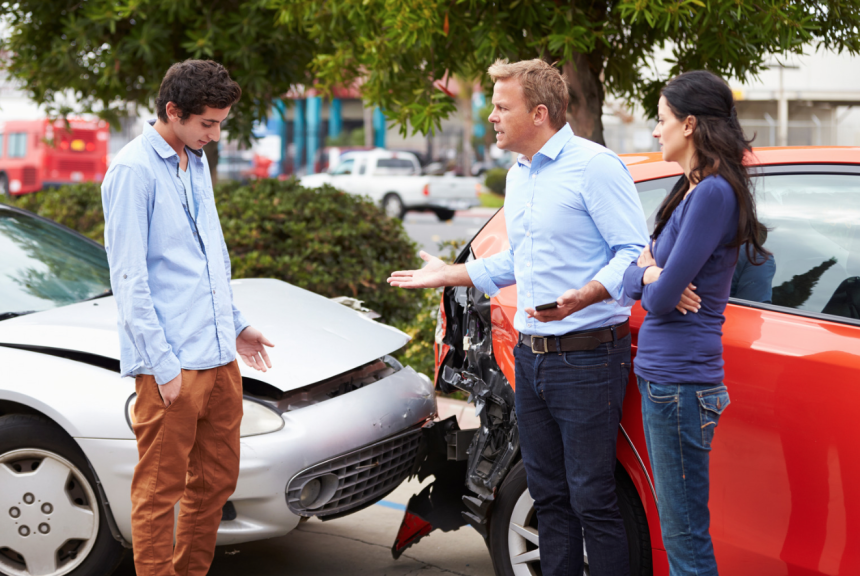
[435,208,456,222]
[0,173,9,197]
[0,414,126,576]
[382,193,406,219]
[488,459,652,576]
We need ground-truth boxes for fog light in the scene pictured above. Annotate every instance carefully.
[299,479,321,508]
[298,474,339,510]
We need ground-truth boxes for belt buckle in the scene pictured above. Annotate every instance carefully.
[531,336,548,354]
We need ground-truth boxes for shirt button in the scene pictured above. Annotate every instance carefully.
[526,262,531,267]
[123,274,127,279]
[527,292,531,297]
[531,174,536,179]
[526,231,531,237]
[212,290,216,294]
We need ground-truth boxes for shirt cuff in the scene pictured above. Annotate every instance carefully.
[593,267,623,301]
[465,259,502,298]
[233,310,250,338]
[151,352,181,386]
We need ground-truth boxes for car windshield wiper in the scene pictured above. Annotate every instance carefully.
[83,289,113,302]
[0,311,36,321]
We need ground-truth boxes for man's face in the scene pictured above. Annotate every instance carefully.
[487,78,535,154]
[170,105,231,151]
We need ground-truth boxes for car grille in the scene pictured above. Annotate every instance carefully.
[58,159,95,172]
[286,427,423,518]
[22,167,37,186]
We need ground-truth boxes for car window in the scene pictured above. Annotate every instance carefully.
[376,158,417,175]
[754,173,860,320]
[635,172,860,322]
[331,158,354,175]
[0,210,111,317]
[8,133,27,158]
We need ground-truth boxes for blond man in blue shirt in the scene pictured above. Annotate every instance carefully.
[390,59,648,576]
[102,60,273,576]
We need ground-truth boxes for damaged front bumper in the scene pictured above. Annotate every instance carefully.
[392,281,520,557]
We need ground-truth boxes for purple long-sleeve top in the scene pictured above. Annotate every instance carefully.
[622,175,739,384]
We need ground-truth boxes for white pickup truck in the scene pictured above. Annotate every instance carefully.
[300,149,481,220]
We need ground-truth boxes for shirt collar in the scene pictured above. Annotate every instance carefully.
[517,123,574,167]
[143,120,204,159]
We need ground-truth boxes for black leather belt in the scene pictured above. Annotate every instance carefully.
[519,320,630,354]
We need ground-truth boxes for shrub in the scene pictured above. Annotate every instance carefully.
[484,167,508,196]
[4,179,424,326]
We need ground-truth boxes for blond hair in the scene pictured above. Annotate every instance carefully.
[487,59,569,129]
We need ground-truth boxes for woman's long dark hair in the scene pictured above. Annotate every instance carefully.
[653,70,769,264]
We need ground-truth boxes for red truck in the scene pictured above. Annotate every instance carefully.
[0,118,109,196]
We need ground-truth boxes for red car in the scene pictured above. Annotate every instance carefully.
[394,147,860,576]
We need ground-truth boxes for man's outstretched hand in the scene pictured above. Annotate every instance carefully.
[388,250,449,289]
[237,326,274,372]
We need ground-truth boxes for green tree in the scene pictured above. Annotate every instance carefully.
[0,0,317,171]
[275,0,860,145]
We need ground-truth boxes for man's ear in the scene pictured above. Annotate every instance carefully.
[533,104,550,126]
[165,102,183,123]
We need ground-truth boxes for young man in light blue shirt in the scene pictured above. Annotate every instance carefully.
[389,59,648,576]
[102,60,273,576]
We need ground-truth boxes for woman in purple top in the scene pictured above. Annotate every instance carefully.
[622,70,769,575]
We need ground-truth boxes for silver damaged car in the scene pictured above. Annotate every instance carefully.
[0,203,437,576]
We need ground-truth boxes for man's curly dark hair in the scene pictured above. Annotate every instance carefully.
[156,60,241,122]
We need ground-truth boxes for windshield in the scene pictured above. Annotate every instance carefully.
[0,209,111,317]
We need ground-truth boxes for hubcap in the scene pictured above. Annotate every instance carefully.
[383,196,402,218]
[0,449,99,576]
[508,488,589,576]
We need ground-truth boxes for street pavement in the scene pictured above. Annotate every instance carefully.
[112,400,490,576]
[402,208,498,258]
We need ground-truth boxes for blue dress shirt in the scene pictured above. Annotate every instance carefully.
[102,121,248,385]
[466,124,648,336]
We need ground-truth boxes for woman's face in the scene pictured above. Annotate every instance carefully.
[653,95,692,164]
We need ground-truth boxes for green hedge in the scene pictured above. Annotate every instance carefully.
[3,179,424,327]
[484,167,508,196]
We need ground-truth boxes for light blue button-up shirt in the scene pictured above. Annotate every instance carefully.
[102,121,248,384]
[465,124,648,336]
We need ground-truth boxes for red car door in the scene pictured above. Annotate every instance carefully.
[710,167,860,575]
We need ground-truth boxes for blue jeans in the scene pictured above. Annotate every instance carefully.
[637,376,731,576]
[514,333,631,576]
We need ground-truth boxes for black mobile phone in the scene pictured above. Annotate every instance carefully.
[535,301,559,311]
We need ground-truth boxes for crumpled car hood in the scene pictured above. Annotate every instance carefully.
[0,278,410,392]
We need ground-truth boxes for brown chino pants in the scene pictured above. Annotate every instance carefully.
[130,360,243,576]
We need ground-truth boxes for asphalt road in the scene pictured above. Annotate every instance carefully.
[401,209,498,259]
[111,477,494,576]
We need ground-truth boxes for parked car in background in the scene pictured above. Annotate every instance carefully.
[300,149,481,220]
[0,203,437,576]
[0,118,109,197]
[393,147,860,576]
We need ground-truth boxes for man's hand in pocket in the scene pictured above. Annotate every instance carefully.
[158,373,182,407]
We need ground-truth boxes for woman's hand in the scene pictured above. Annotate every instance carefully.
[643,266,662,285]
[637,243,657,268]
[675,283,701,315]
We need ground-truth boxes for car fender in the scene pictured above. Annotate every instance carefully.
[0,345,134,440]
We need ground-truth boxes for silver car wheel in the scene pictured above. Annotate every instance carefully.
[383,194,404,218]
[0,449,99,576]
[508,488,540,575]
[507,487,589,576]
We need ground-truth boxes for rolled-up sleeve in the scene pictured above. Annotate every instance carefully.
[102,164,180,385]
[465,244,516,297]
[582,153,649,301]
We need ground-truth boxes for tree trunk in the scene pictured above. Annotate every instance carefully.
[562,52,605,146]
[204,140,219,184]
